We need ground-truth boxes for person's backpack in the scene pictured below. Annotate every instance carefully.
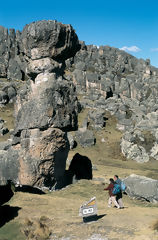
[121,181,126,191]
[112,183,121,195]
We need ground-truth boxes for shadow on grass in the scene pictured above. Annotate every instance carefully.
[15,185,45,195]
[83,214,106,223]
[0,205,21,228]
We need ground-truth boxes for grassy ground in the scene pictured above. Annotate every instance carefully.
[68,109,158,180]
[0,181,158,240]
[0,106,158,239]
[0,103,14,142]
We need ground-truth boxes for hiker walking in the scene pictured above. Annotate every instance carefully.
[104,178,120,209]
[114,175,124,209]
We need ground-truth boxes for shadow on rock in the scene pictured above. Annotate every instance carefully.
[69,153,93,180]
[54,153,93,190]
[83,214,106,223]
[15,185,45,195]
[0,205,21,227]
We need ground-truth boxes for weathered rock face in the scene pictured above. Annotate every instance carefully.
[75,129,95,148]
[124,174,158,203]
[0,26,24,80]
[0,77,77,187]
[0,148,19,184]
[0,77,78,187]
[14,74,78,134]
[7,58,23,80]
[21,20,80,61]
[0,20,80,188]
[1,18,158,187]
[64,43,158,162]
[0,20,80,81]
[18,128,69,187]
[11,73,78,187]
[0,26,9,78]
[88,109,106,130]
[65,43,158,101]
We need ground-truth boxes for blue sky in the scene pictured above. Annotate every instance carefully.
[1,0,158,67]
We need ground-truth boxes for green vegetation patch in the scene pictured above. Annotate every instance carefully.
[0,221,25,240]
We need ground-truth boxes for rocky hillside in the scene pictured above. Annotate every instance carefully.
[0,18,158,239]
[0,19,158,192]
[64,43,158,163]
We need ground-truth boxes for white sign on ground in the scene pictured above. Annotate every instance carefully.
[79,197,97,218]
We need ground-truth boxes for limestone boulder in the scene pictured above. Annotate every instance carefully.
[0,148,20,185]
[21,20,80,60]
[67,132,76,149]
[0,90,9,104]
[26,58,62,79]
[120,128,157,162]
[14,73,78,135]
[124,174,158,203]
[2,84,17,102]
[17,128,69,187]
[88,109,105,130]
[75,129,95,147]
[7,58,22,80]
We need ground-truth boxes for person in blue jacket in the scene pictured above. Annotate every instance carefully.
[114,175,124,209]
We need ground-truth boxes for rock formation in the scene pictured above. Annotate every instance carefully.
[0,20,80,188]
[124,174,158,203]
[1,19,158,188]
[64,43,158,162]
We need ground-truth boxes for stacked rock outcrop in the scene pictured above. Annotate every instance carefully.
[0,20,80,187]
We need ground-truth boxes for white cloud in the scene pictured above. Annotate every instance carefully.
[151,48,158,52]
[119,46,141,53]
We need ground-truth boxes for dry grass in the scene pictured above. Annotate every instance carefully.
[5,180,157,240]
[22,217,51,240]
[68,109,158,180]
[0,103,14,142]
[151,219,158,231]
[0,106,158,239]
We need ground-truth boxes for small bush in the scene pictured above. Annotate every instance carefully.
[22,217,51,240]
[151,219,158,231]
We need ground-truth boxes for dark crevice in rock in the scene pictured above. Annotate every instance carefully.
[106,87,113,99]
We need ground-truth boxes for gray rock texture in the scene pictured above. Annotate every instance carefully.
[0,26,9,78]
[75,129,95,147]
[0,90,8,104]
[0,148,19,184]
[124,174,158,203]
[1,18,158,187]
[63,42,158,161]
[0,20,80,82]
[21,20,80,61]
[67,132,76,149]
[14,74,78,135]
[88,109,105,130]
[0,20,80,188]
